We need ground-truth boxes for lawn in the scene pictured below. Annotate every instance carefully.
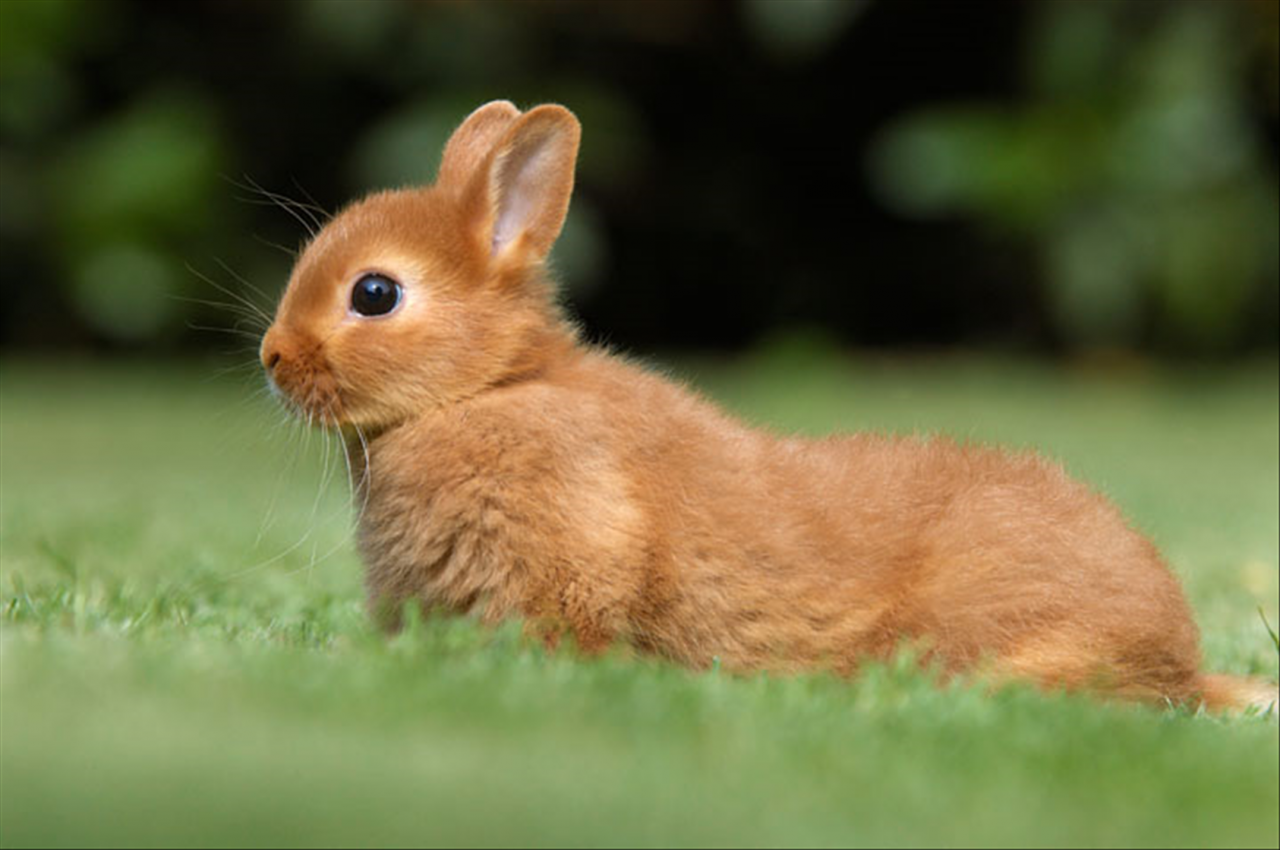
[2,343,1278,848]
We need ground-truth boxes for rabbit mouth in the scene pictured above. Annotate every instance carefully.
[266,364,347,427]
[272,384,345,426]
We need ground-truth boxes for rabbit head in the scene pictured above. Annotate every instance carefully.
[259,100,581,429]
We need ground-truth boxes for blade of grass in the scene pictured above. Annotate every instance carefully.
[1259,607,1280,657]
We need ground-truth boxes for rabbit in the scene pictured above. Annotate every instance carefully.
[259,100,1277,713]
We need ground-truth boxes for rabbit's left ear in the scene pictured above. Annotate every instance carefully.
[437,100,522,191]
[462,104,581,264]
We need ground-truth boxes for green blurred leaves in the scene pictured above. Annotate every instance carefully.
[742,0,870,63]
[2,0,1276,352]
[0,0,96,139]
[869,0,1279,351]
[48,91,226,341]
[70,243,177,341]
[53,92,223,244]
[347,98,458,192]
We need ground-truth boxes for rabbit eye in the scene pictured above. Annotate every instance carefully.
[351,273,401,317]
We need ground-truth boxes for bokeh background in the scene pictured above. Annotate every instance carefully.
[2,0,1277,357]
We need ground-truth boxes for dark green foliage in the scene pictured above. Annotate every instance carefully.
[1,0,1276,353]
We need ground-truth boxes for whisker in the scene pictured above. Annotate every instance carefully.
[308,419,336,523]
[230,191,317,239]
[185,263,274,326]
[290,175,331,222]
[233,195,320,238]
[337,425,358,514]
[179,409,311,588]
[253,412,307,548]
[274,413,362,586]
[172,294,269,327]
[193,360,371,593]
[279,522,355,582]
[186,322,266,341]
[206,359,265,382]
[307,413,340,585]
[253,233,302,259]
[229,174,326,238]
[240,172,330,221]
[353,422,373,521]
[211,256,278,307]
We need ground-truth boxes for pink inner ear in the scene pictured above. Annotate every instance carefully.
[491,136,557,257]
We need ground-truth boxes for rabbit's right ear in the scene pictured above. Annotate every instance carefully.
[436,100,522,190]
[460,104,581,267]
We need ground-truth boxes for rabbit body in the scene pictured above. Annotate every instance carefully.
[261,100,1274,711]
[355,340,1203,701]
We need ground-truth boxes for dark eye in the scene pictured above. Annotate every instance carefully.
[351,273,402,317]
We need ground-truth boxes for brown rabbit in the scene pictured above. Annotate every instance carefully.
[260,100,1277,713]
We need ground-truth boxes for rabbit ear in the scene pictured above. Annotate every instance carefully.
[467,104,581,263]
[436,100,522,190]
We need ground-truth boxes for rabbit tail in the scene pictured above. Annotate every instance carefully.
[1198,673,1279,715]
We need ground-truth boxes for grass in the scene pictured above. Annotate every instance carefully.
[2,342,1278,848]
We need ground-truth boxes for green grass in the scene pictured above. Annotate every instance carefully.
[2,344,1278,848]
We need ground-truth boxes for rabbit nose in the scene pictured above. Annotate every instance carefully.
[260,332,283,372]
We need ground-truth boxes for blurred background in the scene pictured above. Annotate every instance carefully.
[0,0,1277,357]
